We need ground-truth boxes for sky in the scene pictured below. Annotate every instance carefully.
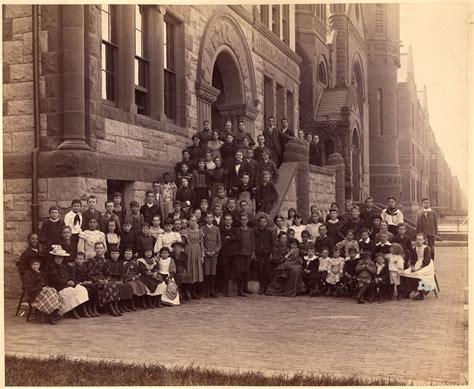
[399,3,469,192]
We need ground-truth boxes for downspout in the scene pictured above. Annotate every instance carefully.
[31,4,40,233]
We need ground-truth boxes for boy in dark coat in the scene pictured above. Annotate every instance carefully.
[39,206,65,256]
[358,228,376,259]
[392,223,413,268]
[253,215,274,294]
[140,191,162,226]
[235,214,255,296]
[314,224,334,256]
[255,170,279,214]
[302,247,319,293]
[218,214,239,296]
[373,252,390,300]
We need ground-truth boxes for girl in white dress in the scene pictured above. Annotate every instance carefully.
[154,218,182,253]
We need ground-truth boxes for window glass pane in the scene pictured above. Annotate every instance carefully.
[101,11,110,41]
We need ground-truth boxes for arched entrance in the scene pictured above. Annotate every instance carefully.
[195,12,258,135]
[211,48,245,130]
[351,128,361,201]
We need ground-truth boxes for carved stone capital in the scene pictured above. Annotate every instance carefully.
[195,81,220,104]
[215,102,259,121]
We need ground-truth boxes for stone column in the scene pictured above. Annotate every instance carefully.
[195,81,220,128]
[119,5,136,113]
[283,138,310,221]
[326,152,345,210]
[58,5,90,150]
[150,6,165,120]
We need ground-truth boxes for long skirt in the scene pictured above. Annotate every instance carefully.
[110,278,134,300]
[175,271,193,286]
[58,285,89,313]
[185,244,204,283]
[31,287,61,315]
[160,277,180,306]
[140,274,163,296]
[96,281,120,306]
[125,280,148,297]
[265,264,306,297]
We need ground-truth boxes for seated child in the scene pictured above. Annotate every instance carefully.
[68,251,96,317]
[335,246,360,297]
[47,245,89,319]
[121,247,148,310]
[157,246,180,306]
[372,251,390,301]
[388,242,405,300]
[86,242,121,316]
[311,247,330,296]
[171,241,192,301]
[375,231,392,261]
[325,246,345,296]
[255,170,278,214]
[107,245,134,313]
[299,230,313,257]
[358,228,375,258]
[302,247,319,294]
[355,251,376,304]
[22,257,62,324]
[336,229,360,259]
[137,247,163,309]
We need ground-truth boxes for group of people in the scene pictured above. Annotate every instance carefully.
[17,119,440,324]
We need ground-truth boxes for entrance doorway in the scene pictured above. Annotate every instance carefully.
[211,49,245,131]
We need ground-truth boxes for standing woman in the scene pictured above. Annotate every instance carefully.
[399,233,435,300]
[207,130,224,159]
[47,245,89,319]
[181,215,205,299]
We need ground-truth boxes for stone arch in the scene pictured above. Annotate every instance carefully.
[195,11,258,134]
[196,11,257,106]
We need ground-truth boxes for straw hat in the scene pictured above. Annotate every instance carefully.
[49,245,70,257]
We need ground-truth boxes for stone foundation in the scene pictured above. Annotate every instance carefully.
[309,165,336,213]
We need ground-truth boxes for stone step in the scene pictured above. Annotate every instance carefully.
[438,232,468,242]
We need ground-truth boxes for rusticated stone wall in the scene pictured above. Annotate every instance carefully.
[308,165,336,213]
[278,176,297,218]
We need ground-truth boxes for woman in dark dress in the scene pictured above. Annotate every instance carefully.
[265,233,306,297]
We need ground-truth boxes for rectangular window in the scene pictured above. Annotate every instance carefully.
[411,144,415,166]
[134,5,149,116]
[164,18,176,120]
[272,5,280,36]
[260,5,269,27]
[264,77,273,127]
[101,5,117,102]
[276,84,285,125]
[282,5,290,44]
[287,90,294,129]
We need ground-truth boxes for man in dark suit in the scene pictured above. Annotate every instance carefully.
[263,116,282,165]
[279,118,294,153]
[225,149,246,192]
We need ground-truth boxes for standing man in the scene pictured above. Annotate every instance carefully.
[279,118,294,152]
[197,119,213,145]
[263,116,282,165]
[235,120,255,149]
[416,198,438,259]
[381,196,404,236]
[309,135,322,166]
[186,135,206,171]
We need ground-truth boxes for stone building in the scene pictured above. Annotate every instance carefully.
[3,4,305,296]
[2,4,464,297]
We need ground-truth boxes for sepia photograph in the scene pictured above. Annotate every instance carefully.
[2,1,469,386]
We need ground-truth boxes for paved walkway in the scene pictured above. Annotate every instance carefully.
[4,246,468,385]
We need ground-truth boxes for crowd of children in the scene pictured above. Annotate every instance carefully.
[18,121,438,324]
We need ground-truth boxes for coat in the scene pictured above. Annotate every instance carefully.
[263,126,282,161]
[201,224,222,255]
[140,203,162,226]
[236,227,255,256]
[416,209,438,237]
[220,225,239,257]
[23,270,48,302]
[253,227,274,255]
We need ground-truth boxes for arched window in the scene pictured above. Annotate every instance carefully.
[377,88,384,135]
[352,61,364,116]
[318,61,327,86]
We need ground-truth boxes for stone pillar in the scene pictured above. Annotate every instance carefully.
[150,6,165,120]
[326,152,345,210]
[216,103,258,140]
[283,138,310,221]
[58,5,90,150]
[120,5,136,113]
[195,81,220,129]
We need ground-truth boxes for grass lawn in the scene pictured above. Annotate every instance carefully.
[5,354,409,386]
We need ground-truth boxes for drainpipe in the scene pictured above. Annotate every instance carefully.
[31,4,40,233]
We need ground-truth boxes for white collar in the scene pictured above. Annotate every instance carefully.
[359,238,370,244]
[376,241,392,246]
